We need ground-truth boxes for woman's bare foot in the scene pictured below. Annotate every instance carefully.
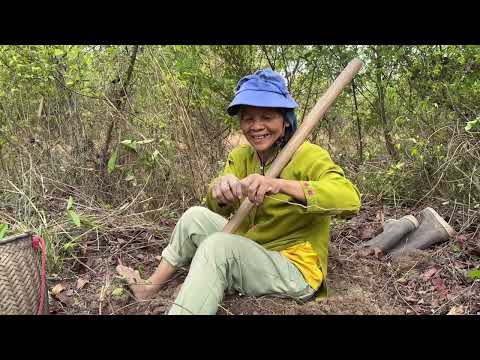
[116,264,156,301]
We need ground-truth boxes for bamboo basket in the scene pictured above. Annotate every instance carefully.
[0,232,48,315]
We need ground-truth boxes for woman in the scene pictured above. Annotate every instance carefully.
[117,69,361,315]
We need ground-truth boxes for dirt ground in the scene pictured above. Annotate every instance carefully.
[47,205,480,315]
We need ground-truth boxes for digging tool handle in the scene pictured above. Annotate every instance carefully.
[222,58,363,234]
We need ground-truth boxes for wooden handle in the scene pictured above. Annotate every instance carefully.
[223,58,363,234]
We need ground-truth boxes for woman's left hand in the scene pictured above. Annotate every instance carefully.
[239,174,281,206]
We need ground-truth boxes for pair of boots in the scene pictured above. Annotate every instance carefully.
[361,207,456,257]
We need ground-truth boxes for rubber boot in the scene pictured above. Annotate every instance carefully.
[390,207,455,257]
[361,215,419,253]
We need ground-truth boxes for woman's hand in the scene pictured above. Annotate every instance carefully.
[240,174,281,206]
[212,174,243,205]
[213,174,306,207]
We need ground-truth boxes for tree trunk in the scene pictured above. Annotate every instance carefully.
[351,78,363,164]
[54,62,88,161]
[100,45,139,175]
[300,63,318,122]
[373,47,398,161]
[260,45,276,70]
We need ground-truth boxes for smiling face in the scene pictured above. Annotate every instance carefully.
[239,106,288,159]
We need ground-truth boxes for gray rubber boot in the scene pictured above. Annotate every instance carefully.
[361,215,419,253]
[390,207,455,257]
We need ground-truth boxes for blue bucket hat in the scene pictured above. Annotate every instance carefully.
[228,69,299,144]
[227,69,298,116]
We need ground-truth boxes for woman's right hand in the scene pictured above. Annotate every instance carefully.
[211,174,243,205]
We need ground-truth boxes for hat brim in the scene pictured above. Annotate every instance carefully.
[227,90,298,116]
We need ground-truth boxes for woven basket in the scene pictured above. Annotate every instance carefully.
[0,232,48,315]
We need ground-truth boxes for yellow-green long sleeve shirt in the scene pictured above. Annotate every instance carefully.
[206,141,361,296]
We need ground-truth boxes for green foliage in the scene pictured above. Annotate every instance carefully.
[107,149,118,174]
[66,196,74,211]
[111,287,124,296]
[386,161,405,176]
[121,139,138,152]
[467,268,480,280]
[65,195,81,227]
[0,224,8,239]
[465,117,480,132]
[0,46,102,98]
[63,241,78,251]
[67,210,81,227]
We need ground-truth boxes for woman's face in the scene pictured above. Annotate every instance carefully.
[239,106,287,156]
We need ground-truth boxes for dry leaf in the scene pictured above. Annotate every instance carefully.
[155,256,163,262]
[404,295,418,303]
[159,218,175,227]
[373,247,383,258]
[431,277,449,299]
[422,267,438,280]
[447,306,464,315]
[358,248,374,257]
[446,293,457,301]
[469,246,480,257]
[359,224,376,241]
[51,283,66,296]
[76,277,89,290]
[432,277,446,291]
[376,208,385,224]
[455,234,467,244]
[56,292,72,306]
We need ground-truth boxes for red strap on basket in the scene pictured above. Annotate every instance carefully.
[32,235,47,315]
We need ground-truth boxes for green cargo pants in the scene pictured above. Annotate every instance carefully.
[161,206,315,315]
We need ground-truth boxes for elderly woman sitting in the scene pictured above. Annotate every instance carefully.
[117,69,361,315]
